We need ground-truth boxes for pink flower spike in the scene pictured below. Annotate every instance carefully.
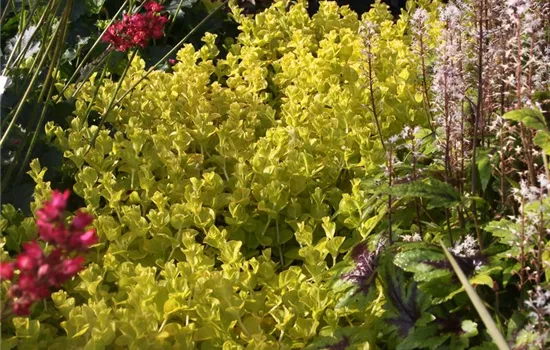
[0,262,14,280]
[37,190,69,222]
[144,1,164,13]
[32,285,50,299]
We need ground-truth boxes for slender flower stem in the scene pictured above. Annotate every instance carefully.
[83,49,139,155]
[54,0,129,103]
[165,0,187,39]
[520,197,526,308]
[13,1,73,183]
[0,0,66,147]
[0,0,14,24]
[471,0,484,250]
[363,28,392,243]
[388,143,393,244]
[1,0,42,75]
[419,33,435,132]
[514,12,536,186]
[412,136,422,235]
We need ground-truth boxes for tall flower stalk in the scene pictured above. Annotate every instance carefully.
[0,190,97,317]
[360,21,393,244]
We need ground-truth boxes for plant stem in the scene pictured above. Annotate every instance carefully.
[471,0,484,250]
[1,0,42,75]
[83,49,138,156]
[0,0,64,147]
[11,0,72,184]
[54,0,129,102]
[520,197,526,309]
[418,31,434,132]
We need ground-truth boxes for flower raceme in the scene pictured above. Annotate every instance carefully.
[0,190,97,316]
[144,1,165,12]
[102,1,169,52]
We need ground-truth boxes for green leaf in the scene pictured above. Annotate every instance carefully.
[397,324,448,350]
[534,130,550,154]
[461,320,478,338]
[394,246,452,282]
[289,317,319,339]
[389,178,461,209]
[503,108,546,131]
[84,0,106,14]
[399,68,410,80]
[295,222,313,246]
[469,274,493,288]
[476,149,491,193]
[220,240,243,264]
[484,219,519,245]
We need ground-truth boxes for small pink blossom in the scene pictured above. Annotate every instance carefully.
[2,190,97,316]
[144,1,164,13]
[16,254,37,272]
[102,5,169,52]
[0,262,14,280]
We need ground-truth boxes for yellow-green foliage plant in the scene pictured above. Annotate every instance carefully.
[1,0,440,348]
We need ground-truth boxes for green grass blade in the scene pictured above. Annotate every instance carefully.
[54,0,129,102]
[440,241,510,350]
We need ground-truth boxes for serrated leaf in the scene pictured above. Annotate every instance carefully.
[484,219,519,245]
[389,178,461,209]
[393,245,453,283]
[166,0,199,18]
[84,0,106,14]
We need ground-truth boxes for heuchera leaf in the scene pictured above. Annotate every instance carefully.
[388,178,461,209]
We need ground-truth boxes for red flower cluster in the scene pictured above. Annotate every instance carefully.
[0,190,97,316]
[102,1,169,52]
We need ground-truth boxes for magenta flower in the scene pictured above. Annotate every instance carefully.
[102,3,169,52]
[144,1,164,13]
[36,189,69,222]
[0,262,14,280]
[1,190,97,316]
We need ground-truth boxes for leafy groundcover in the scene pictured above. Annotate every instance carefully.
[1,0,550,349]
